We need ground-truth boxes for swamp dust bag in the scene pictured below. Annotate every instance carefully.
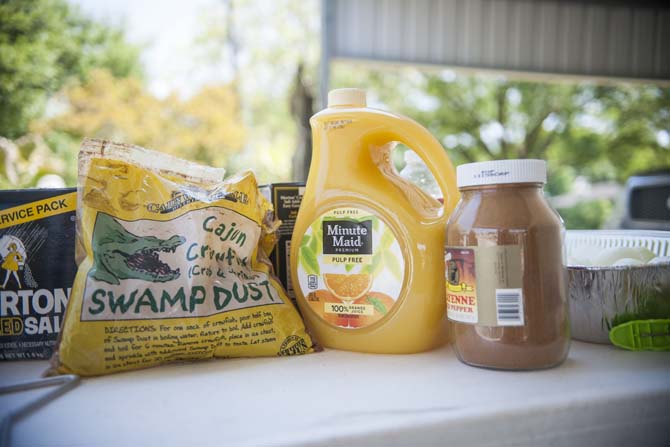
[49,139,316,376]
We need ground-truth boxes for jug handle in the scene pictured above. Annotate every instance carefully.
[369,115,459,218]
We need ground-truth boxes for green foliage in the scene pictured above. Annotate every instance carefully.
[0,0,142,138]
[42,130,79,186]
[331,64,670,184]
[557,200,614,230]
[37,69,245,168]
[332,64,670,228]
[1,0,318,187]
[545,166,576,196]
[0,134,68,188]
[0,2,246,188]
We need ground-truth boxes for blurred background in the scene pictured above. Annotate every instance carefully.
[1,0,669,229]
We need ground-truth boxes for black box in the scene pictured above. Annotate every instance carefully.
[260,183,305,302]
[0,188,77,360]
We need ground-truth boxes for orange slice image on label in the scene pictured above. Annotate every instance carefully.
[323,273,372,302]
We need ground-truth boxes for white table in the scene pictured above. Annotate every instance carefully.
[1,341,668,447]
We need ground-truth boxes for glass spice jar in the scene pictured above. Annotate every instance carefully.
[445,159,570,370]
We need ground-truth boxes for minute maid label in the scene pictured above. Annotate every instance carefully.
[296,207,404,329]
[322,208,373,264]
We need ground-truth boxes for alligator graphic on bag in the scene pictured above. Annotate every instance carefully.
[90,213,185,285]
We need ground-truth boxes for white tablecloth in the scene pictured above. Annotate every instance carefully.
[1,341,669,446]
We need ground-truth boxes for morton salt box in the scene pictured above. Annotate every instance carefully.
[0,188,76,360]
[260,183,305,302]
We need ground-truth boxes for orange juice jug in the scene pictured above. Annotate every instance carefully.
[290,88,459,353]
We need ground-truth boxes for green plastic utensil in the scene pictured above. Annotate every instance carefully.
[609,319,670,351]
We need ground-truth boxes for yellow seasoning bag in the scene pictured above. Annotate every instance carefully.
[48,139,316,376]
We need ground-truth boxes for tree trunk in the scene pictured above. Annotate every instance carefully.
[290,64,314,182]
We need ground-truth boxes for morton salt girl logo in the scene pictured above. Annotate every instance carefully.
[1,235,38,290]
[445,248,477,324]
[1,240,25,289]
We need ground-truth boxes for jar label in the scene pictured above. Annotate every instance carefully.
[445,245,523,326]
[296,207,404,329]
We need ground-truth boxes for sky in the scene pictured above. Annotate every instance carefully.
[69,0,223,98]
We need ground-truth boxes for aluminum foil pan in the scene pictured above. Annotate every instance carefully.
[568,264,670,343]
[566,230,670,344]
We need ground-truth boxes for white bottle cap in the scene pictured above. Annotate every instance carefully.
[328,88,367,107]
[457,159,547,187]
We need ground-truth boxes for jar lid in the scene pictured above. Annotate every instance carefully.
[457,159,546,187]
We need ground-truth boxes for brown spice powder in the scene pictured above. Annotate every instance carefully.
[447,184,570,370]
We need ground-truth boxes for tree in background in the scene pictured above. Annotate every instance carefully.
[290,63,315,182]
[332,64,670,228]
[0,0,142,139]
[1,0,319,187]
[0,0,143,188]
[0,0,248,188]
[35,69,245,173]
[192,0,319,182]
[337,68,670,184]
